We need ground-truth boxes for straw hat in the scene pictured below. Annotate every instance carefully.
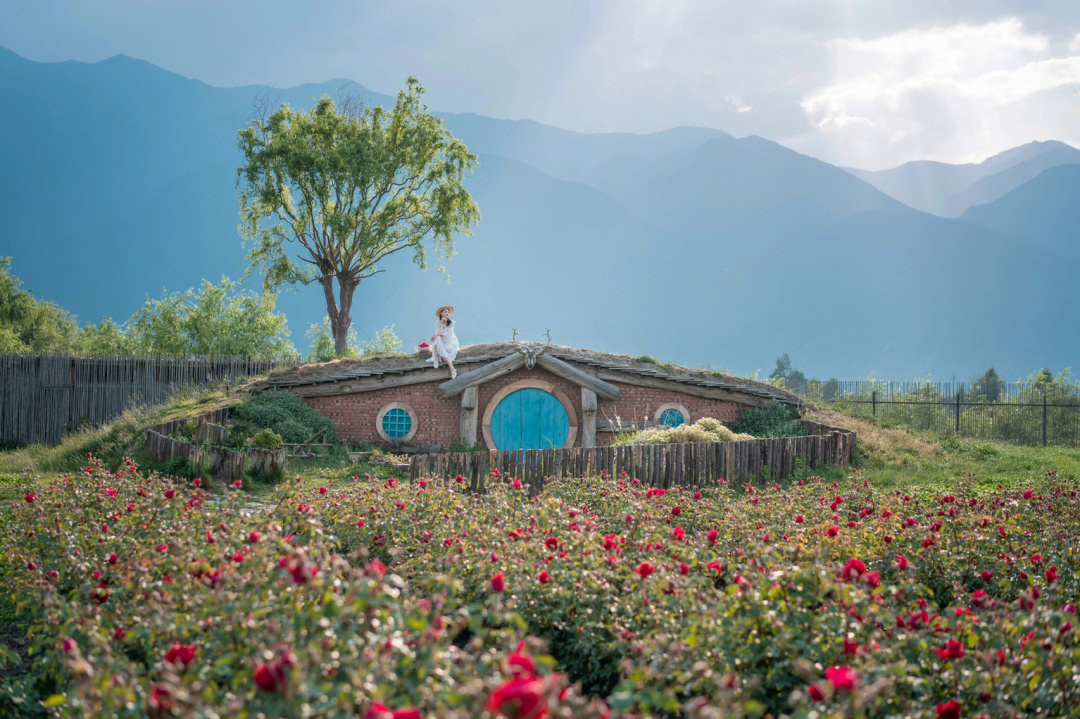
[436,305,454,317]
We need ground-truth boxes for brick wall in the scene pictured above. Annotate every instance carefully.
[303,364,747,449]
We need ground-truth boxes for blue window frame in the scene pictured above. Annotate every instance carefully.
[659,408,686,427]
[381,407,413,439]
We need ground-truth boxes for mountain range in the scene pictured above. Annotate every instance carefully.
[1,46,1078,380]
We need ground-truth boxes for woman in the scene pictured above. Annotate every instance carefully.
[427,305,459,378]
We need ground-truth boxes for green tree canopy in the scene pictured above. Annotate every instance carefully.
[972,366,1003,402]
[769,352,807,387]
[0,257,78,352]
[127,277,295,356]
[237,79,480,355]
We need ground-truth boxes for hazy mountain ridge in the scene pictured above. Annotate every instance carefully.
[849,140,1080,217]
[1,47,1078,379]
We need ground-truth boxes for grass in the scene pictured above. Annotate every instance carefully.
[804,404,1080,495]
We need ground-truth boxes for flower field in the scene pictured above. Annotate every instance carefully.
[3,457,1079,718]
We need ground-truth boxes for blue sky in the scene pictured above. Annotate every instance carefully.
[3,1,1080,169]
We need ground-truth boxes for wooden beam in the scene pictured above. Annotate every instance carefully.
[581,388,597,447]
[536,354,619,399]
[460,386,478,446]
[286,367,454,397]
[595,369,772,407]
[440,353,524,397]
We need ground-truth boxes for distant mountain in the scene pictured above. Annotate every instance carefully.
[849,140,1080,217]
[1,46,1078,379]
[961,164,1080,262]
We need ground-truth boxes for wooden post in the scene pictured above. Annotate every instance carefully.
[460,386,478,446]
[581,388,597,447]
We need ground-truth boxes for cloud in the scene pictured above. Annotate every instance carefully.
[1070,33,1080,52]
[801,18,1080,166]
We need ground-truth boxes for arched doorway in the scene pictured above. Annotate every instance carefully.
[483,380,578,450]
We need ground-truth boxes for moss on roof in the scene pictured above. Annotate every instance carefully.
[255,342,799,404]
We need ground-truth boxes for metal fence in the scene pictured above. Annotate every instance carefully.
[783,379,1080,447]
[0,353,303,446]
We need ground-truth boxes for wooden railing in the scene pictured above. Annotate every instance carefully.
[409,421,855,494]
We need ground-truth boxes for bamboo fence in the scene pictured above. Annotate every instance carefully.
[409,420,855,495]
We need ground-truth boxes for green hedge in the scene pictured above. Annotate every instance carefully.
[229,390,337,446]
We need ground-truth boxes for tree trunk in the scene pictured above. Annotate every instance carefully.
[321,275,356,357]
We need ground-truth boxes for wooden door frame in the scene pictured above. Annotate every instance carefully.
[481,379,578,450]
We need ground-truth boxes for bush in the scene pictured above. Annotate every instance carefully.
[732,401,808,438]
[5,457,1079,717]
[612,416,754,446]
[249,429,283,451]
[229,390,337,445]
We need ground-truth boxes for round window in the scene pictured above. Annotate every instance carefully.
[376,403,417,442]
[653,403,689,428]
[659,408,686,427]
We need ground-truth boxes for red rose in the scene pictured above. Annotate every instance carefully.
[486,674,549,719]
[544,537,558,551]
[164,642,197,668]
[934,638,965,660]
[108,553,118,565]
[826,526,839,537]
[671,506,681,516]
[507,641,536,675]
[795,515,804,523]
[841,558,866,581]
[981,571,993,582]
[248,531,261,543]
[24,493,36,504]
[636,562,655,579]
[707,529,719,545]
[365,703,422,719]
[148,684,175,714]
[491,572,505,592]
[808,683,825,701]
[537,570,550,584]
[895,554,909,570]
[825,665,857,691]
[680,563,690,575]
[936,699,962,719]
[672,526,686,541]
[164,489,175,499]
[1023,489,1034,499]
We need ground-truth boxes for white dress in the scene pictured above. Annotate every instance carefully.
[432,318,459,367]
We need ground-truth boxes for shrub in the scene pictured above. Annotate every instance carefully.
[229,390,337,445]
[249,429,283,451]
[5,457,1079,717]
[612,417,754,446]
[732,401,808,438]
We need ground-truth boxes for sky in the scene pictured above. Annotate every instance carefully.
[3,1,1080,170]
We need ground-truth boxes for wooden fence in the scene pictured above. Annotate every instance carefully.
[0,353,300,446]
[142,407,249,483]
[409,421,855,494]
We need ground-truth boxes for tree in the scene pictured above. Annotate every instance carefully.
[306,319,401,362]
[0,257,78,352]
[74,318,134,355]
[127,277,295,356]
[238,79,480,355]
[769,353,808,387]
[972,366,1003,402]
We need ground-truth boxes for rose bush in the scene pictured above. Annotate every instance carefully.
[3,456,1078,718]
[1,459,606,718]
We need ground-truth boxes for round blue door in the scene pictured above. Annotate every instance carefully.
[490,388,570,450]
